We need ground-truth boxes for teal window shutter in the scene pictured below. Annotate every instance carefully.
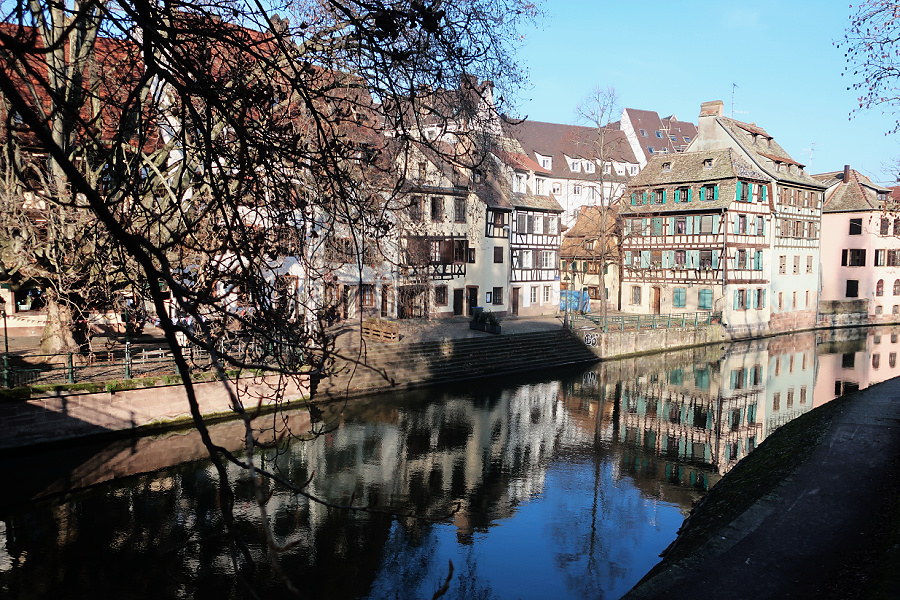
[734,290,740,310]
[735,181,742,201]
[714,185,719,200]
[642,191,647,204]
[748,182,753,200]
[625,251,632,265]
[749,289,756,309]
[641,251,650,268]
[755,250,762,270]
[761,186,767,202]
[686,216,694,234]
[762,289,766,308]
[662,190,667,204]
[669,216,676,233]
[631,193,636,205]
[689,249,699,267]
[687,188,693,202]
[713,214,720,232]
[694,215,702,233]
[674,189,680,203]
[699,187,705,201]
[712,251,719,269]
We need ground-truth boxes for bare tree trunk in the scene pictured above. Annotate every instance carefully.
[41,296,79,356]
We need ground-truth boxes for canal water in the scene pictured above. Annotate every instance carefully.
[0,326,895,599]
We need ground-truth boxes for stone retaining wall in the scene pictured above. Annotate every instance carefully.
[0,374,310,451]
[575,324,729,359]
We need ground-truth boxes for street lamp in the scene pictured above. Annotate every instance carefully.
[2,309,8,389]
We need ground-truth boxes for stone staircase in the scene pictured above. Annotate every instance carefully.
[312,329,598,400]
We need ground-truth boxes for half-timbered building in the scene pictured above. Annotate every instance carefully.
[689,100,826,332]
[620,148,772,331]
[394,145,510,318]
[490,147,565,316]
[559,205,619,313]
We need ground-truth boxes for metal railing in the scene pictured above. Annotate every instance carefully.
[1,335,306,389]
[571,311,722,332]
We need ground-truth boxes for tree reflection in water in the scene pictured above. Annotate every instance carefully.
[3,326,897,598]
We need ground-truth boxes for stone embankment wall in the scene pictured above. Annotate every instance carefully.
[575,324,729,359]
[0,375,309,451]
[818,300,869,328]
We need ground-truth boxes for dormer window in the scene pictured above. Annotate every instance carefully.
[552,182,562,195]
[537,154,552,170]
[514,173,527,193]
[584,162,595,173]
[647,146,655,154]
[662,162,672,172]
[473,170,483,183]
[703,158,713,169]
[655,131,663,139]
[639,129,647,137]
[603,163,612,174]
[570,160,581,173]
[683,136,691,143]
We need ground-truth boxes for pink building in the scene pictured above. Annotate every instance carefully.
[815,166,900,323]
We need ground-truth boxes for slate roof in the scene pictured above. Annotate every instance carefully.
[487,139,564,213]
[621,148,769,216]
[504,119,637,182]
[814,168,891,213]
[496,148,552,175]
[716,117,825,189]
[622,108,698,161]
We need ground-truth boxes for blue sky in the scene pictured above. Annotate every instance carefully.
[511,1,900,184]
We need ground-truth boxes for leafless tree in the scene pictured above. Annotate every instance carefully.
[0,0,534,592]
[571,86,627,319]
[839,1,900,134]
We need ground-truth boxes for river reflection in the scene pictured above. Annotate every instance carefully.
[1,326,898,599]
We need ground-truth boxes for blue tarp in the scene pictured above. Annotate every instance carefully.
[559,290,590,312]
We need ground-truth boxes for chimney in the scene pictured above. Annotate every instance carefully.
[700,100,725,118]
[696,100,724,146]
[843,165,851,182]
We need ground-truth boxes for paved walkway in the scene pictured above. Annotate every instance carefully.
[624,376,900,600]
[5,315,568,355]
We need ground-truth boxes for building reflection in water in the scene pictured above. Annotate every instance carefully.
[0,327,897,599]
